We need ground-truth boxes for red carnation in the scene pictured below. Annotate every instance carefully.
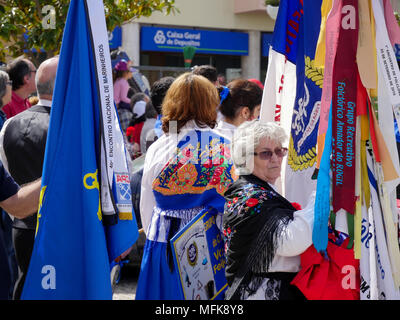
[210,176,221,185]
[246,198,259,207]
[291,202,302,211]
[213,157,224,166]
[184,149,193,158]
[203,159,213,168]
[214,167,224,176]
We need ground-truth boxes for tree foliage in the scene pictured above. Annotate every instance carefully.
[264,0,280,6]
[0,0,178,62]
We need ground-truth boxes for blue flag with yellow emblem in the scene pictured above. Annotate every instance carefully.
[21,0,138,299]
[284,0,322,207]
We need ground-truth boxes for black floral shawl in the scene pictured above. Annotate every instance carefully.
[222,174,296,300]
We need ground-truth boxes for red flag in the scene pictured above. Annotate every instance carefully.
[331,0,359,215]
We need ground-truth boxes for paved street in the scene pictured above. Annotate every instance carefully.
[112,265,139,300]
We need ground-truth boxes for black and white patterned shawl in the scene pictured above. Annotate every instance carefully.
[222,174,296,300]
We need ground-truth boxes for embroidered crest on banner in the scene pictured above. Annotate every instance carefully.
[115,172,131,203]
[288,56,321,172]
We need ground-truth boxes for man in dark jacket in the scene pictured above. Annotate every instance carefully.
[0,56,58,299]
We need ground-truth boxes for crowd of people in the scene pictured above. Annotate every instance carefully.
[0,55,318,301]
[0,58,44,300]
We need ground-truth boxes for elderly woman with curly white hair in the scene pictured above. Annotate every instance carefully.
[222,119,316,300]
[0,70,12,129]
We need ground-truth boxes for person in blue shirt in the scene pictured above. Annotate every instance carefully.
[0,160,41,299]
[0,69,15,299]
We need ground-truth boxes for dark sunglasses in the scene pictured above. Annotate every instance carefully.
[6,80,12,86]
[254,147,288,160]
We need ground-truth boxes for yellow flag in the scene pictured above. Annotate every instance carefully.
[314,0,332,68]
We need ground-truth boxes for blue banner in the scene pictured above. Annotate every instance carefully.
[272,0,304,63]
[171,207,227,300]
[290,0,321,160]
[396,44,400,61]
[109,26,122,49]
[262,32,274,57]
[141,26,249,56]
[21,0,138,300]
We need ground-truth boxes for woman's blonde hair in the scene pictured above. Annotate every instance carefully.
[161,72,219,133]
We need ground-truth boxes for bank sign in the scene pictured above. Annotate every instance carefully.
[109,26,122,49]
[141,26,249,56]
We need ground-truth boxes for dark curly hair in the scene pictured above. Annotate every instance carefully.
[150,76,175,114]
[192,65,217,83]
[6,58,33,91]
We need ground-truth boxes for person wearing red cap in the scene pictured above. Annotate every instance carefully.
[248,78,264,90]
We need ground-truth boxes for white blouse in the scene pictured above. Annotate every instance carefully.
[268,191,316,273]
[214,120,237,142]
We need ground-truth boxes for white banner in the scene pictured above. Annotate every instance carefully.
[366,151,400,299]
[260,47,297,136]
[260,48,297,197]
[373,0,400,135]
[86,0,132,220]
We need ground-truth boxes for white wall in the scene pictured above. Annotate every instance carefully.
[121,23,140,65]
[391,0,400,12]
[132,0,274,32]
[241,31,261,80]
[121,0,274,76]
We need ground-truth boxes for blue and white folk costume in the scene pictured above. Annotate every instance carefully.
[136,120,236,300]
